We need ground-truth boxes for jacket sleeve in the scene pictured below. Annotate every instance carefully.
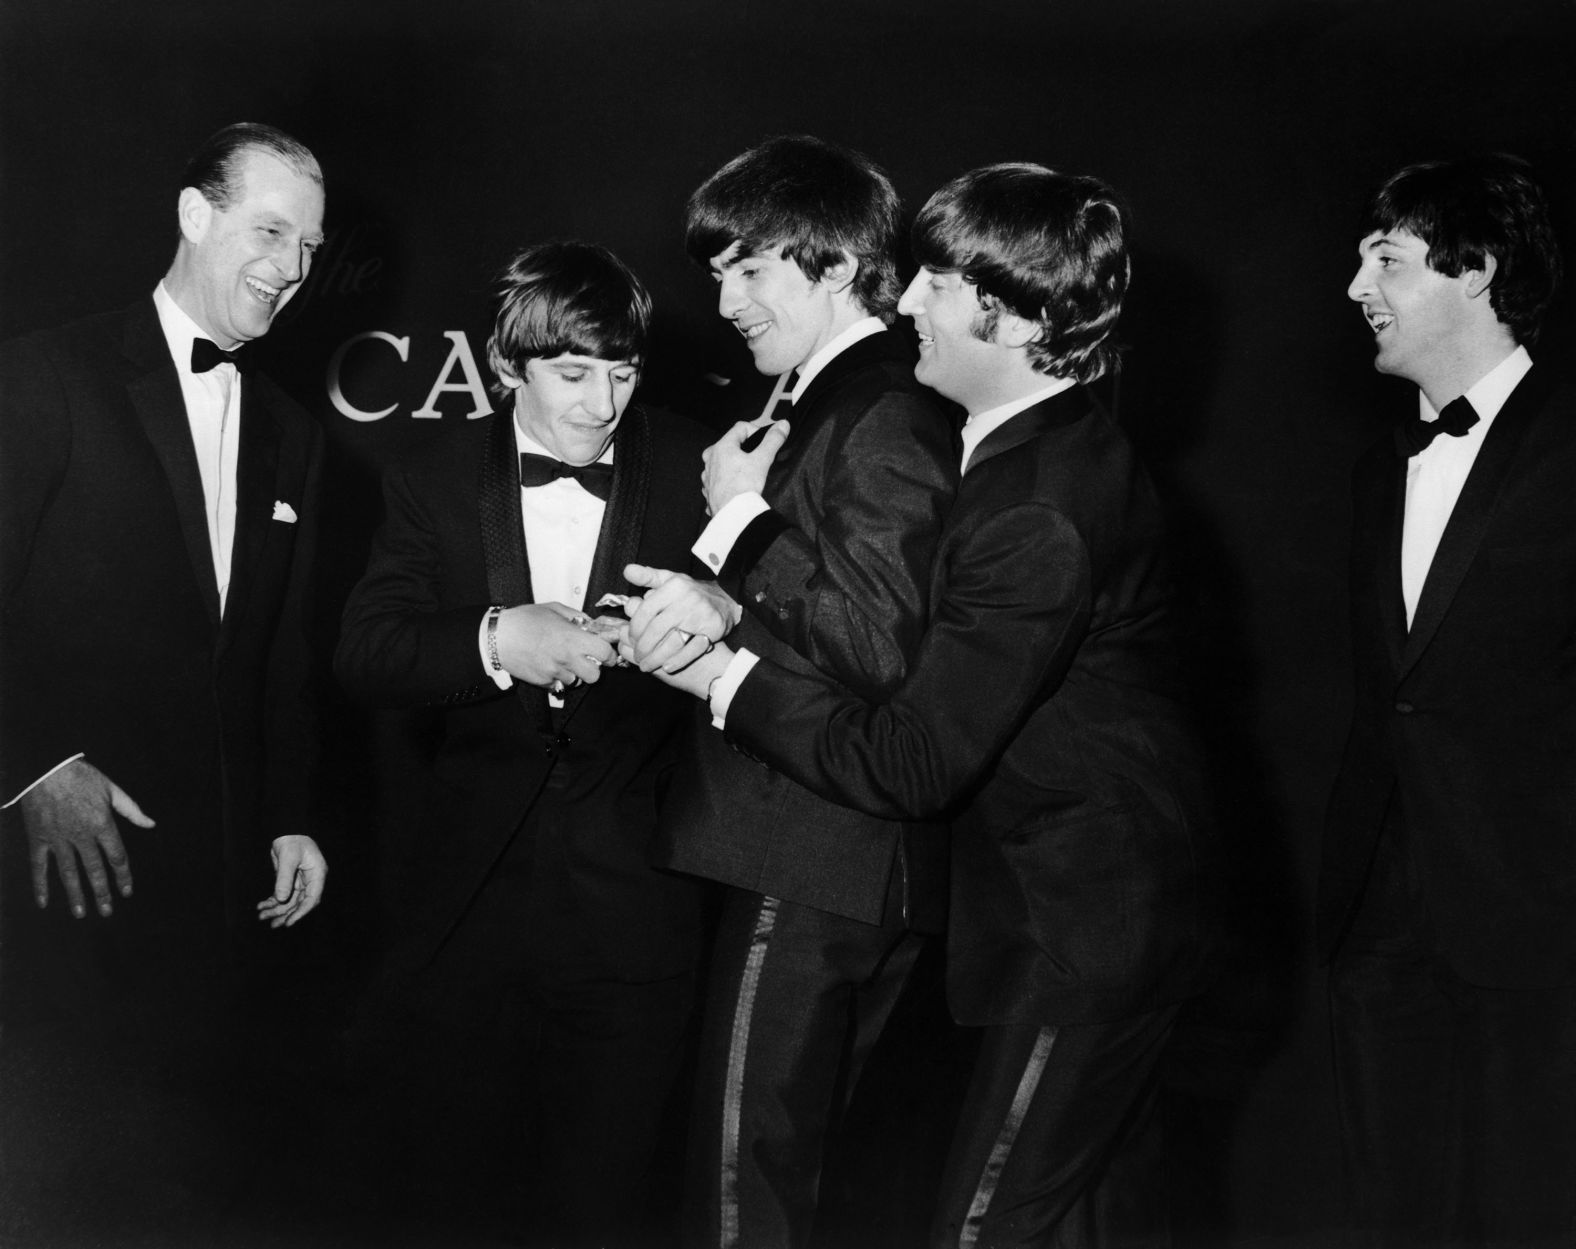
[726,498,1093,819]
[721,387,957,700]
[0,337,91,801]
[334,459,503,709]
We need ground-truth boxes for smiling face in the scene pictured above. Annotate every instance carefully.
[897,267,1006,413]
[709,243,850,377]
[1347,229,1482,395]
[506,353,639,465]
[169,148,325,349]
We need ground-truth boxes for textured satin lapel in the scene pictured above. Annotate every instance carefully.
[1371,456,1407,672]
[477,413,548,732]
[217,380,280,648]
[123,303,221,625]
[1399,365,1549,678]
[559,406,652,726]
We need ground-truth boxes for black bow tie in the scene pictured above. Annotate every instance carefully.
[519,452,614,501]
[1395,395,1479,457]
[191,338,249,374]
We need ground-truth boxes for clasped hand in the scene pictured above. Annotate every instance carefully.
[493,601,620,690]
[620,564,741,674]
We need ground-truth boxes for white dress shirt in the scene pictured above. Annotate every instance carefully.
[154,281,243,615]
[480,423,610,700]
[1401,346,1532,626]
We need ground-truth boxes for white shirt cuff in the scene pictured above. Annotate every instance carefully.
[709,648,760,729]
[2,753,87,809]
[693,493,770,574]
[478,611,513,690]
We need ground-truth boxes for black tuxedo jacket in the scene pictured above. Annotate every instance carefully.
[335,406,712,979]
[655,329,958,927]
[0,298,323,922]
[1320,363,1576,989]
[725,387,1219,1026]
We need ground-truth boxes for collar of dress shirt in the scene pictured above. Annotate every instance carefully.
[154,280,225,375]
[1418,344,1532,428]
[960,375,1078,471]
[789,316,886,404]
[514,420,616,470]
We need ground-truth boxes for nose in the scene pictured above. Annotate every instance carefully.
[717,273,747,320]
[586,373,617,419]
[274,241,306,284]
[1346,261,1371,304]
[897,271,927,319]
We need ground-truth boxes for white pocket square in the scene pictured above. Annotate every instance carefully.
[272,501,298,524]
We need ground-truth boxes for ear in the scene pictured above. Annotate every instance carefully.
[176,187,212,245]
[993,308,1042,350]
[1463,253,1498,301]
[820,250,859,296]
[489,351,527,390]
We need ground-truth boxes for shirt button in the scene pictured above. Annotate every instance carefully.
[1394,701,1414,714]
[708,552,721,567]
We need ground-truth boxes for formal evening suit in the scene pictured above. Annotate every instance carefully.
[656,326,958,1248]
[722,385,1220,1248]
[1320,356,1576,1245]
[0,296,325,1236]
[335,404,714,1246]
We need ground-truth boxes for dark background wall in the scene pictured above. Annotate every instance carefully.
[3,1,1573,1243]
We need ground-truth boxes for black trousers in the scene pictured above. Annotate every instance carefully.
[340,804,701,1249]
[1329,825,1576,1248]
[930,1005,1179,1249]
[684,882,929,1249]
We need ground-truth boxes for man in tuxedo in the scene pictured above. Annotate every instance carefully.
[620,135,957,1247]
[0,122,330,1238]
[635,164,1219,1247]
[334,241,713,1248]
[1320,155,1575,1246]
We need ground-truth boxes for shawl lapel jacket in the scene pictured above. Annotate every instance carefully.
[1320,363,1576,988]
[335,406,713,978]
[655,329,959,928]
[724,387,1220,1026]
[0,297,324,910]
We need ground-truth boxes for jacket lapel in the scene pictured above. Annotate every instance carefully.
[1399,363,1553,677]
[217,380,281,647]
[792,328,901,414]
[477,413,549,734]
[966,386,1091,474]
[559,406,652,726]
[1365,452,1408,673]
[122,301,222,625]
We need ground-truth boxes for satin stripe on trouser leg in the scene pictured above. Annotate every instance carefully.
[686,884,926,1249]
[933,1005,1180,1249]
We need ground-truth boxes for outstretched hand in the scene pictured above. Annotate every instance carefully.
[19,758,154,918]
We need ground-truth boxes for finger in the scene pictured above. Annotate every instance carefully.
[637,628,690,674]
[106,781,157,829]
[28,840,52,910]
[622,563,671,591]
[752,420,791,455]
[54,845,90,919]
[661,632,716,675]
[273,847,299,903]
[541,601,589,625]
[77,837,117,917]
[97,824,134,899]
